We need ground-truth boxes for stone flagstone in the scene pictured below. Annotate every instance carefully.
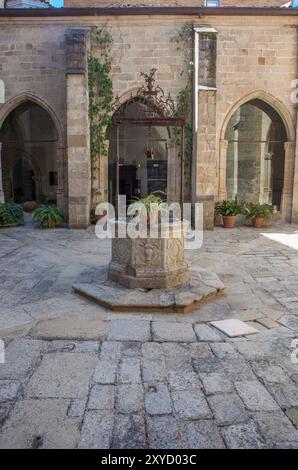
[211,319,259,338]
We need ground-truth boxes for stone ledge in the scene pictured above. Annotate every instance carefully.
[73,266,224,314]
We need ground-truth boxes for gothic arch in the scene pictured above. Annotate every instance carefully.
[0,93,66,210]
[0,92,64,146]
[220,90,295,143]
[218,90,296,222]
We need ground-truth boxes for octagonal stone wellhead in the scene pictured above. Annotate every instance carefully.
[108,220,190,289]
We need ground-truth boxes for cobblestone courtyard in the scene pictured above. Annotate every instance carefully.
[0,225,298,449]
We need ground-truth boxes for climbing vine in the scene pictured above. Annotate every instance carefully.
[172,24,194,181]
[88,27,114,168]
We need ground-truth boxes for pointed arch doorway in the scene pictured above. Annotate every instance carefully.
[0,100,59,205]
[107,70,185,212]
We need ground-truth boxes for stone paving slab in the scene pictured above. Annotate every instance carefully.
[0,226,298,448]
[24,352,97,399]
[29,318,107,341]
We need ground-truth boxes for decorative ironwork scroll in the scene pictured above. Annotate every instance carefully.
[111,68,183,125]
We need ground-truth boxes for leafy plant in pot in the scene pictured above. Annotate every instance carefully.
[33,206,64,229]
[0,202,23,227]
[127,193,166,227]
[215,197,243,229]
[244,203,273,228]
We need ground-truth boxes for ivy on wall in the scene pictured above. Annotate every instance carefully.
[88,27,113,173]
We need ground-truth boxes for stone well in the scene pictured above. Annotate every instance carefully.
[73,220,225,313]
[108,221,189,289]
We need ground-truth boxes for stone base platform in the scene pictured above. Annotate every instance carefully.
[73,266,225,314]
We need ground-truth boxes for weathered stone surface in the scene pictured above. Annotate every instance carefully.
[235,381,279,412]
[254,411,298,447]
[108,227,189,289]
[0,380,20,401]
[147,415,180,449]
[269,384,298,409]
[278,315,298,330]
[145,383,172,415]
[0,339,42,380]
[253,365,289,384]
[112,414,146,449]
[142,359,167,383]
[29,318,107,340]
[1,226,298,448]
[100,341,122,361]
[193,357,224,374]
[152,322,196,343]
[222,421,266,449]
[168,369,201,391]
[285,408,298,429]
[73,266,224,313]
[194,324,222,342]
[79,410,114,449]
[211,319,259,338]
[67,398,87,418]
[87,385,115,411]
[210,342,239,359]
[220,359,256,381]
[24,353,97,399]
[0,399,80,449]
[108,320,151,342]
[181,420,226,449]
[172,389,211,420]
[200,373,234,395]
[208,393,248,426]
[93,359,118,384]
[118,358,142,384]
[116,384,144,414]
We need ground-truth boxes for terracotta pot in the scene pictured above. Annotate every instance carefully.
[253,217,265,229]
[222,215,237,229]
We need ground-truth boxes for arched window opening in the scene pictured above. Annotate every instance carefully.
[225,99,287,210]
[0,101,58,205]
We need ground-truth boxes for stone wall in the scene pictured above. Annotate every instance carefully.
[0,12,297,227]
[0,23,68,213]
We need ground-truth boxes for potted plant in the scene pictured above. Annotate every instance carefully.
[23,201,38,213]
[127,193,165,227]
[244,203,273,228]
[215,197,243,229]
[33,206,64,229]
[0,202,23,227]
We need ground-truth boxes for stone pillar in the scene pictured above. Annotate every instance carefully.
[56,146,67,215]
[218,139,229,201]
[193,26,218,229]
[283,141,297,223]
[65,29,91,229]
[0,144,4,203]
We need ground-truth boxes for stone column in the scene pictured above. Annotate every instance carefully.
[0,144,4,203]
[56,146,66,215]
[193,26,218,229]
[218,139,229,201]
[65,29,91,229]
[283,140,296,223]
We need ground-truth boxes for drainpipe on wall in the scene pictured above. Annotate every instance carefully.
[193,26,218,229]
